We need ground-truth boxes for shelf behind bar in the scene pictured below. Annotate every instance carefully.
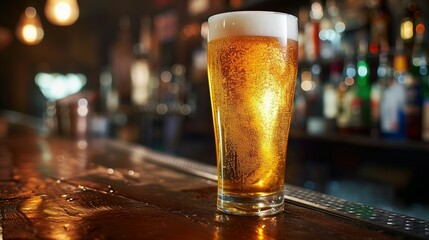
[289,130,429,154]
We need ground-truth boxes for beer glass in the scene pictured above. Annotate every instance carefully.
[207,11,298,216]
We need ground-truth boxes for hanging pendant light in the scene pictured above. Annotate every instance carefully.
[45,0,80,26]
[16,7,44,45]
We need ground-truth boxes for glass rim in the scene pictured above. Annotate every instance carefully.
[208,11,297,23]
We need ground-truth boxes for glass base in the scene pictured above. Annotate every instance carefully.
[217,190,284,216]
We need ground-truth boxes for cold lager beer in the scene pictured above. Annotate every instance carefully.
[208,11,298,216]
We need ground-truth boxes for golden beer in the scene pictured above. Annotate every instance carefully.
[208,11,298,216]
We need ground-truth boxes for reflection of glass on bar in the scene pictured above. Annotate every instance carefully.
[207,11,298,216]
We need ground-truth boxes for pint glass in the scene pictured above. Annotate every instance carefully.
[207,11,298,216]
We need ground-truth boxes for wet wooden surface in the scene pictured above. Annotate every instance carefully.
[0,130,406,239]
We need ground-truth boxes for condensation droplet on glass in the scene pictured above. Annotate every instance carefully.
[63,224,70,231]
[107,185,114,193]
[107,168,114,175]
[128,170,135,176]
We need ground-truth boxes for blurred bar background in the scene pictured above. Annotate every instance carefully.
[0,0,428,220]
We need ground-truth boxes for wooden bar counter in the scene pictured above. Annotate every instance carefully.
[0,123,428,239]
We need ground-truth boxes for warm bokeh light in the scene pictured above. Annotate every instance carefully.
[200,21,208,39]
[131,59,151,106]
[22,25,38,42]
[300,70,315,92]
[45,0,80,26]
[301,80,315,91]
[344,76,355,86]
[416,23,425,35]
[16,7,44,45]
[310,0,323,20]
[400,19,414,40]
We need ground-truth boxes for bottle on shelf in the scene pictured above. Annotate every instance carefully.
[404,58,422,140]
[399,1,419,54]
[368,0,392,55]
[370,48,391,138]
[298,7,308,62]
[355,39,371,134]
[292,69,307,131]
[409,10,427,141]
[110,16,134,106]
[380,39,407,139]
[319,0,342,60]
[131,17,154,109]
[305,64,325,135]
[398,2,423,141]
[323,58,342,131]
[304,0,323,61]
[421,58,429,141]
[336,45,357,134]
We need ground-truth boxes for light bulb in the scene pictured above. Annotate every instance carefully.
[16,7,44,45]
[45,0,79,26]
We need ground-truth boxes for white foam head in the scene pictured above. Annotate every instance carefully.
[208,11,297,42]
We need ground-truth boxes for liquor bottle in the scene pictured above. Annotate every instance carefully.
[298,7,308,62]
[370,50,391,138]
[305,64,325,135]
[319,0,339,60]
[404,58,422,140]
[110,17,134,106]
[409,11,427,140]
[323,58,341,131]
[368,0,391,55]
[421,58,429,141]
[380,40,407,139]
[292,69,307,131]
[399,1,419,54]
[337,45,356,134]
[305,0,323,61]
[355,39,371,134]
[131,17,153,108]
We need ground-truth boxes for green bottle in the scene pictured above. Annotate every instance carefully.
[356,39,371,134]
